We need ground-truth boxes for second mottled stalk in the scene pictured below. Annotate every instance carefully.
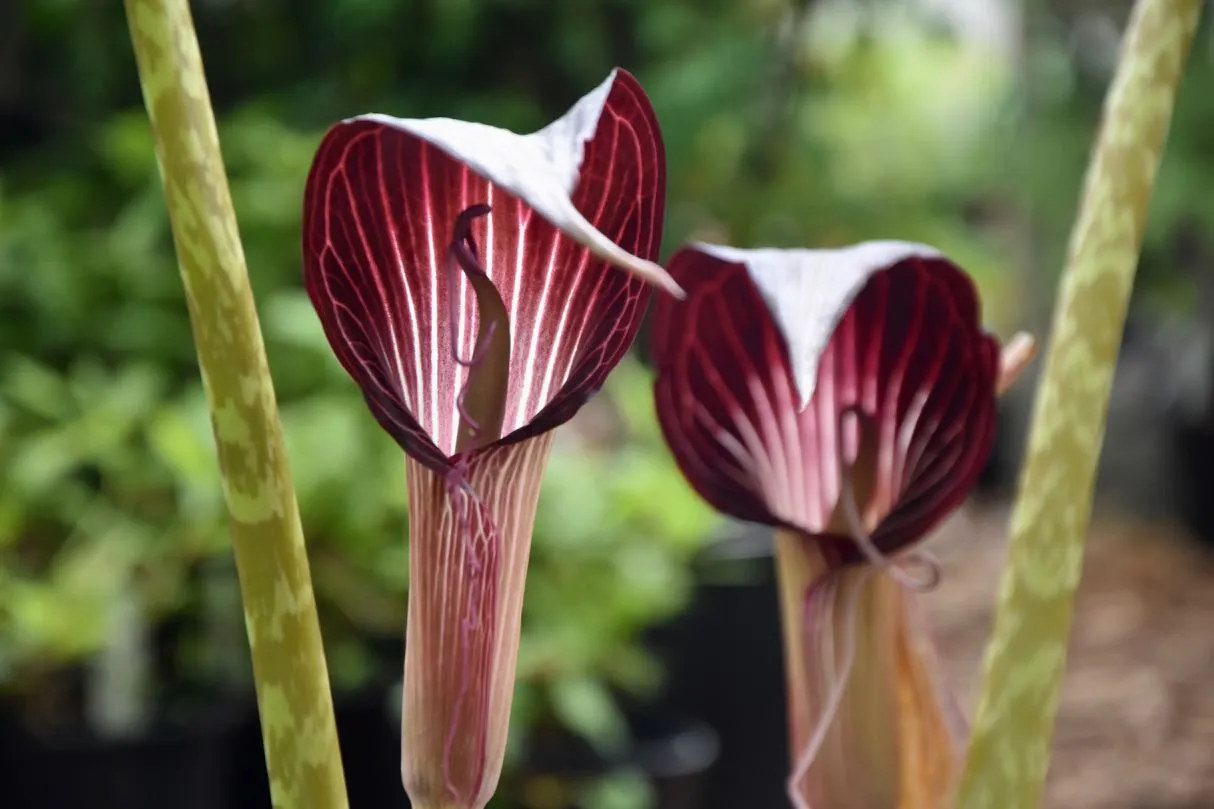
[955,1,1203,806]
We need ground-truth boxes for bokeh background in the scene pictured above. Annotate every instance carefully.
[1,0,1213,808]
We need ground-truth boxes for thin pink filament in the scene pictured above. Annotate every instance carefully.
[787,565,871,809]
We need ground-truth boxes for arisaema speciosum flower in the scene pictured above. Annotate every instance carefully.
[302,69,676,809]
[649,241,1033,809]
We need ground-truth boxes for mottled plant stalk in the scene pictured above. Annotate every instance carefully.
[124,1,348,807]
[955,1,1202,807]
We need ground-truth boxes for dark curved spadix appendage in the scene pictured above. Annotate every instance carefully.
[446,203,508,450]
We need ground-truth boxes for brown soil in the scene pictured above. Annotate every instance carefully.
[928,504,1214,809]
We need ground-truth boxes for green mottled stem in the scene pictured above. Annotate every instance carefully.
[124,1,348,807]
[955,1,1202,807]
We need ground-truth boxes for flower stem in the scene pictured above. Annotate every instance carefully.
[123,1,348,807]
[773,528,827,775]
[955,1,1202,806]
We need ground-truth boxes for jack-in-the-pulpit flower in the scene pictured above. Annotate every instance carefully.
[650,242,1030,809]
[302,70,673,809]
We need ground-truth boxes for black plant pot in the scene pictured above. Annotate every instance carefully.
[337,682,409,809]
[0,698,243,809]
[646,528,788,809]
[511,708,718,809]
[1174,415,1214,547]
[627,711,719,809]
[974,400,1014,498]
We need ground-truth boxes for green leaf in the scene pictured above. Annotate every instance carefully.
[550,675,629,756]
[579,770,655,809]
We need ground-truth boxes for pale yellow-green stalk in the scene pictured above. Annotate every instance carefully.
[124,1,348,807]
[955,1,1203,806]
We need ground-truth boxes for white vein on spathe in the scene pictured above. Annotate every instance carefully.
[693,240,944,409]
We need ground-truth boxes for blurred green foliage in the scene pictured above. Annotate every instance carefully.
[515,358,718,755]
[1,0,1212,801]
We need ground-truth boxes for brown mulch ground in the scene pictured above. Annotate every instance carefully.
[928,504,1214,809]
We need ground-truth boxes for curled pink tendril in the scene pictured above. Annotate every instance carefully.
[837,405,941,594]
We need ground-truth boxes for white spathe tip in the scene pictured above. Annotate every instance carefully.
[691,241,945,408]
[347,70,682,298]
